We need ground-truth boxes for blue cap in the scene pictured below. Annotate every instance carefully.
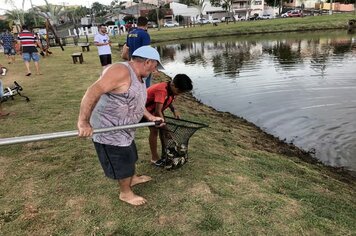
[132,45,164,70]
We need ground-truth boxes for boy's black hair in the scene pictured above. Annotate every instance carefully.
[172,74,193,92]
[99,24,106,28]
[137,16,148,27]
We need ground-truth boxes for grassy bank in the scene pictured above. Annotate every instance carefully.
[0,15,355,235]
[109,13,356,45]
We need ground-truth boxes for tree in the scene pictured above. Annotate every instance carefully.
[194,0,207,18]
[175,15,184,24]
[0,20,11,32]
[179,0,196,6]
[65,6,90,27]
[24,11,44,28]
[22,0,39,26]
[210,0,234,22]
[32,0,66,50]
[4,9,24,32]
[147,9,165,23]
[91,2,107,17]
[32,0,66,26]
[123,15,136,23]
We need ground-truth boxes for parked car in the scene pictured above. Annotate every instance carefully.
[235,15,246,21]
[147,21,157,28]
[198,18,210,24]
[281,11,291,18]
[210,18,221,24]
[288,10,303,17]
[164,21,179,27]
[248,13,261,21]
[260,14,272,20]
[221,16,234,22]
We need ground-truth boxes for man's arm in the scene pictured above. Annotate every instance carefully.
[77,64,131,137]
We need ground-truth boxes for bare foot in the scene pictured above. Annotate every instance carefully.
[131,175,152,187]
[119,192,147,206]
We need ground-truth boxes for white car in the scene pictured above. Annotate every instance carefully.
[164,21,179,27]
[210,18,221,24]
[261,14,272,19]
[198,18,210,24]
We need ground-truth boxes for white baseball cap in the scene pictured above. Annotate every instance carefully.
[132,45,164,70]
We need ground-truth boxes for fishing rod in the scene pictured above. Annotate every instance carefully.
[0,122,158,146]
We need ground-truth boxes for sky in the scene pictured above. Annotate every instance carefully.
[0,0,114,14]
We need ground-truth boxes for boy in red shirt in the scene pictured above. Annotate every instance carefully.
[146,74,193,166]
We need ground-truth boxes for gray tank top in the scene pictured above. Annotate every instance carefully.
[90,62,146,146]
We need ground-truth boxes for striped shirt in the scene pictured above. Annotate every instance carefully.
[17,30,38,53]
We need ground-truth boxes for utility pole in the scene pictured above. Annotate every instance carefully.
[329,0,333,15]
[156,0,161,31]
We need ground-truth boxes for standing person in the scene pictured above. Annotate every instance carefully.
[94,24,112,69]
[17,25,42,76]
[77,46,164,206]
[126,16,152,88]
[145,74,193,166]
[0,29,16,64]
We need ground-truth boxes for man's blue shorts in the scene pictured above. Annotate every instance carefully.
[22,52,40,62]
[93,140,138,180]
[3,47,16,55]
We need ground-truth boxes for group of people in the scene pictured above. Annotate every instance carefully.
[1,19,193,206]
[0,25,46,76]
[0,25,46,118]
[82,17,193,206]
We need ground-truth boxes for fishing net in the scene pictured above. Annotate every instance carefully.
[159,116,208,170]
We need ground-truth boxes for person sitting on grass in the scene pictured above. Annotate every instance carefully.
[145,74,193,167]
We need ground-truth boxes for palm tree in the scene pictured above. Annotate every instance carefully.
[32,0,65,26]
[22,0,39,26]
[4,0,24,30]
[4,9,24,32]
[194,0,207,19]
[65,6,89,27]
[32,0,66,50]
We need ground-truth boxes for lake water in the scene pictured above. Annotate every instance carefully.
[157,31,356,172]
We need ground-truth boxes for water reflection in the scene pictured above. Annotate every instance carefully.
[158,31,356,171]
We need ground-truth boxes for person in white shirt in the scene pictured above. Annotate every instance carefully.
[94,24,112,69]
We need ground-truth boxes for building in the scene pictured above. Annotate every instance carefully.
[231,0,265,19]
[169,1,225,22]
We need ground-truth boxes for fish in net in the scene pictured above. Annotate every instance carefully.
[159,116,208,170]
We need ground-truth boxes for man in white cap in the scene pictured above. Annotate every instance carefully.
[78,45,164,206]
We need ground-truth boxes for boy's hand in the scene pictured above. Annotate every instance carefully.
[173,111,180,119]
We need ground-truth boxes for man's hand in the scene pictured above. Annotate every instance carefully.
[77,121,93,137]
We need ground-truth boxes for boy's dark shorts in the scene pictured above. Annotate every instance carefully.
[93,141,138,180]
[99,54,112,66]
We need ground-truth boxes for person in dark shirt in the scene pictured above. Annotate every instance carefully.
[0,30,16,64]
[126,17,152,87]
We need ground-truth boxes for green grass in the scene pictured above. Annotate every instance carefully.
[108,13,356,45]
[0,14,355,235]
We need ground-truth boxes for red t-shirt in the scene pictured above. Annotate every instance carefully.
[146,82,175,114]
